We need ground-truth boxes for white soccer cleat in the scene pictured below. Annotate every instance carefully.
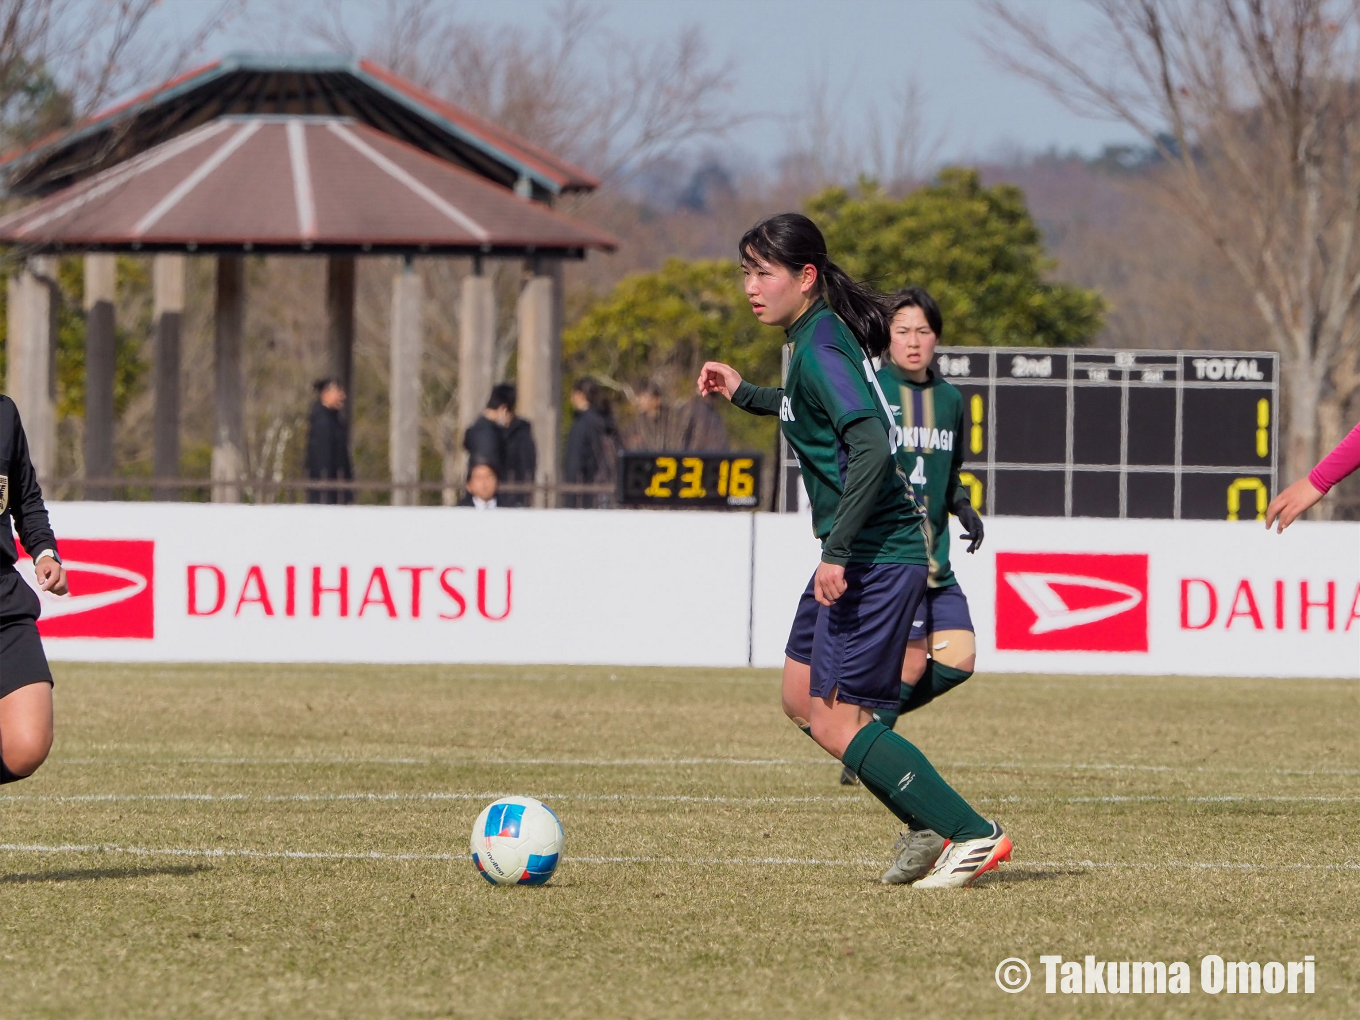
[912,821,1011,889]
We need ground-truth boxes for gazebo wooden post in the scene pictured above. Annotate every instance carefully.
[83,254,117,498]
[212,255,245,503]
[152,254,185,500]
[454,256,496,501]
[389,255,424,506]
[516,257,561,508]
[325,255,355,397]
[5,258,57,479]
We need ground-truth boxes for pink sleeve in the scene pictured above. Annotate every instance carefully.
[1308,420,1360,494]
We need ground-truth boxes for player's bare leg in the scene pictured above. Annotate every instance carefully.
[807,689,875,761]
[0,681,53,781]
[782,656,813,735]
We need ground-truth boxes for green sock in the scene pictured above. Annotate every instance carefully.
[858,772,925,829]
[899,662,973,715]
[842,721,991,841]
[871,705,900,730]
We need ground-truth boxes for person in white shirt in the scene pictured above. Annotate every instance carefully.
[458,460,499,510]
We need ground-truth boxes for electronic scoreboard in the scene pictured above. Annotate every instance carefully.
[775,348,1279,520]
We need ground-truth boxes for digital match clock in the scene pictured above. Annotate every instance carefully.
[618,452,763,509]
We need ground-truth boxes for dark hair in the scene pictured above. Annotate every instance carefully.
[889,287,944,338]
[636,379,663,399]
[572,376,610,414]
[739,213,890,357]
[487,383,517,411]
[313,377,341,395]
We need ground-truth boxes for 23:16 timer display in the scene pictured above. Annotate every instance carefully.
[619,452,762,508]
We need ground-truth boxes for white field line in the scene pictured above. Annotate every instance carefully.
[49,755,1360,778]
[0,842,1358,872]
[0,791,864,806]
[4,791,1360,808]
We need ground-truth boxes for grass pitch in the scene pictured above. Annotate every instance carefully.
[1,665,1358,1018]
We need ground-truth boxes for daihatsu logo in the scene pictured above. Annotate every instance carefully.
[996,553,1149,653]
[19,539,155,639]
[1002,572,1144,634]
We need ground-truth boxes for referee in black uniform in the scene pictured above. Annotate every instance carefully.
[0,395,66,784]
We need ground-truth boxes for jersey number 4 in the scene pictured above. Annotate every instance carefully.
[909,455,927,486]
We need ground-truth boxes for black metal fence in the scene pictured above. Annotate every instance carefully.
[39,477,619,507]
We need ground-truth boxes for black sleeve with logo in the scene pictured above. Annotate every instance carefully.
[0,397,57,569]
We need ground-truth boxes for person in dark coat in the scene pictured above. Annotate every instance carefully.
[463,384,538,507]
[462,386,510,478]
[562,377,620,508]
[501,412,537,509]
[305,378,353,504]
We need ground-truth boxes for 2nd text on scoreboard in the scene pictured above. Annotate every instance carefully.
[932,348,1278,520]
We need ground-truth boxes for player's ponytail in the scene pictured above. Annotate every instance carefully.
[739,213,891,359]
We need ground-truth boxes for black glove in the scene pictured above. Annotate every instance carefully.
[952,496,984,553]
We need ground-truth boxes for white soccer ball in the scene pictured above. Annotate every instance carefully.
[470,796,565,886]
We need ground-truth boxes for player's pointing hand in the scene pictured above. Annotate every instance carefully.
[697,362,742,401]
[1265,477,1324,533]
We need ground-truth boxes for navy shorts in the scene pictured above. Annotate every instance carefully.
[0,571,52,699]
[784,562,928,711]
[908,583,974,641]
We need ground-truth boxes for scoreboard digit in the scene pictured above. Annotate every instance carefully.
[932,348,1278,521]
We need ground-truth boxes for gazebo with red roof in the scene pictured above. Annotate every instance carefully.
[0,55,615,504]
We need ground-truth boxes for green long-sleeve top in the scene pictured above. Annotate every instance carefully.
[730,300,925,567]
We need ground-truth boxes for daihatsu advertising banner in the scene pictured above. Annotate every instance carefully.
[28,503,752,666]
[750,514,1360,677]
[22,503,1360,676]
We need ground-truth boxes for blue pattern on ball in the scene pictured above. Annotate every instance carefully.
[484,802,524,838]
[518,852,560,885]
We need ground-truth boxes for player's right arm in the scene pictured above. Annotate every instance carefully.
[1266,418,1360,532]
[697,361,781,415]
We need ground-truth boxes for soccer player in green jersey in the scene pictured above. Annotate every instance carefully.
[698,214,1010,888]
[851,288,991,882]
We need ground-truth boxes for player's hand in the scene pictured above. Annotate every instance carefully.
[35,557,68,596]
[952,497,984,553]
[814,561,847,606]
[697,362,742,401]
[1265,477,1324,533]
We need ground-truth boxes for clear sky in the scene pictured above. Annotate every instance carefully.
[210,0,1139,167]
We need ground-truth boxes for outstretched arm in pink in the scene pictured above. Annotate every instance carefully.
[1266,420,1360,532]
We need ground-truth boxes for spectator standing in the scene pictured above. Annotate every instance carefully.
[622,379,729,452]
[463,384,536,507]
[500,385,537,507]
[458,459,499,509]
[463,386,510,476]
[563,377,620,508]
[305,378,352,504]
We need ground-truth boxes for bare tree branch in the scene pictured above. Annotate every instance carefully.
[986,0,1360,491]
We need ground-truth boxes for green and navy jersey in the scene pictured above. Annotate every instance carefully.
[781,301,926,565]
[877,363,966,586]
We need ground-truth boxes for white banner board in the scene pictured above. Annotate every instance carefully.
[29,504,752,666]
[19,503,1360,677]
